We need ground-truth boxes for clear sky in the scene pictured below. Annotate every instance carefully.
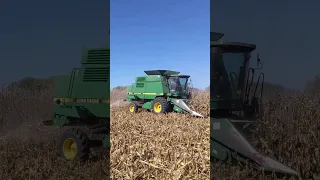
[111,0,210,89]
[3,1,314,90]
[0,0,109,86]
[212,0,320,90]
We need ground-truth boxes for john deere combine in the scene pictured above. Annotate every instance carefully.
[43,48,110,160]
[126,70,204,117]
[210,32,298,176]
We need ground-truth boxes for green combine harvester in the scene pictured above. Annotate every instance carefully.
[43,48,110,160]
[210,32,298,176]
[126,70,204,117]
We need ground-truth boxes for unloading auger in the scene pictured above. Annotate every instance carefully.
[126,70,204,117]
[210,32,298,176]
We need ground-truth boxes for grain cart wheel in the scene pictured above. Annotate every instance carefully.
[152,97,170,114]
[58,128,90,161]
[128,102,139,113]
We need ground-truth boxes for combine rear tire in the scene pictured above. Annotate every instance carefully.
[128,102,139,113]
[152,97,171,114]
[58,128,90,161]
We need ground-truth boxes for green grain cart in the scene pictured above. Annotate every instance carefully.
[126,70,204,117]
[43,48,110,160]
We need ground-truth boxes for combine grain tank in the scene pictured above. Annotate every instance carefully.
[43,48,110,160]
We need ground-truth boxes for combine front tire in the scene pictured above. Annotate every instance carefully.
[152,97,171,114]
[58,128,90,161]
[128,102,139,113]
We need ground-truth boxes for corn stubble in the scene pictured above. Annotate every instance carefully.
[110,90,210,179]
[0,88,109,180]
[1,85,320,180]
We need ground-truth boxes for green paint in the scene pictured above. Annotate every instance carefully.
[211,140,229,161]
[126,70,193,114]
[173,105,183,113]
[48,48,110,151]
[142,101,152,109]
[52,48,110,123]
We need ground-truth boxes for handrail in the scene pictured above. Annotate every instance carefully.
[67,68,79,97]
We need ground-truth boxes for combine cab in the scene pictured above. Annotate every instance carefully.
[126,70,203,117]
[43,48,110,160]
[210,32,298,176]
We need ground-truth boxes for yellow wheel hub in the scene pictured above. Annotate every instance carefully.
[63,138,77,159]
[154,102,162,113]
[129,105,135,112]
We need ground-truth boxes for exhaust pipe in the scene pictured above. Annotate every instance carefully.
[172,99,204,118]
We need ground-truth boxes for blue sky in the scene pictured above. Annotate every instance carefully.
[110,0,210,89]
[213,0,320,90]
[2,0,319,91]
[0,0,109,86]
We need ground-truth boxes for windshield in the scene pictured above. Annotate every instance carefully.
[179,77,188,90]
[211,47,250,101]
[167,76,188,93]
[223,52,246,91]
[168,76,180,92]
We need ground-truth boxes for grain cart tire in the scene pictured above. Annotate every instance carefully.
[128,102,139,113]
[58,128,90,161]
[152,97,170,114]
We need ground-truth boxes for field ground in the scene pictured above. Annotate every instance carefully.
[0,87,110,180]
[1,78,320,179]
[110,87,210,179]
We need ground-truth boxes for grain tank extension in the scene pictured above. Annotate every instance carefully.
[126,70,204,117]
[43,48,110,160]
[210,32,298,176]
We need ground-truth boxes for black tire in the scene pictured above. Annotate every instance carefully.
[128,102,139,113]
[152,97,171,114]
[58,128,90,161]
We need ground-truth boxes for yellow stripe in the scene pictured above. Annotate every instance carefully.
[144,93,157,95]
